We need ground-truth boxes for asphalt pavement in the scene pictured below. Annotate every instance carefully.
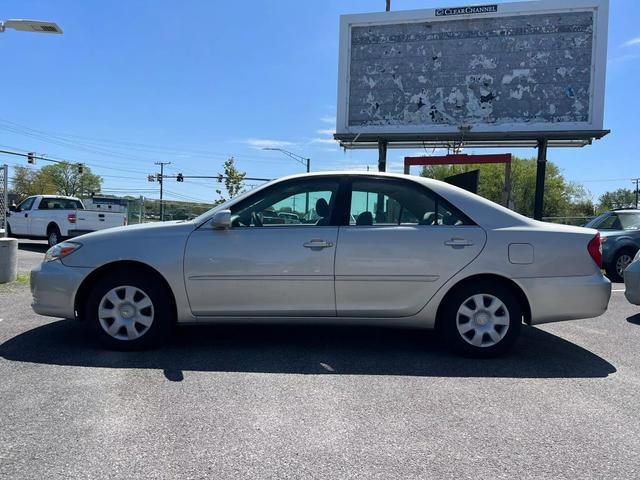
[1,241,639,479]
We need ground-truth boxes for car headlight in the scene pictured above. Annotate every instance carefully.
[44,241,82,262]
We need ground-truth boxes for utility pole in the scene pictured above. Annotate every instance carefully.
[633,178,640,209]
[386,0,391,12]
[155,161,171,221]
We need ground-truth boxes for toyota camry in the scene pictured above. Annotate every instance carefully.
[30,172,611,356]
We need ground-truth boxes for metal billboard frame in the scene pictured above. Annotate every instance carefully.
[334,0,610,220]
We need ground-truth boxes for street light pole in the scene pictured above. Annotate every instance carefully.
[0,19,63,34]
[262,147,311,212]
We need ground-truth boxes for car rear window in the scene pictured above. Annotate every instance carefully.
[38,198,83,210]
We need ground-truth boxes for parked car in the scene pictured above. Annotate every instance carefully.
[584,209,640,282]
[7,195,127,247]
[624,249,640,306]
[30,172,611,356]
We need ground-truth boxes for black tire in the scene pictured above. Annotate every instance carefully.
[47,225,61,247]
[605,248,636,283]
[84,271,174,350]
[439,282,522,357]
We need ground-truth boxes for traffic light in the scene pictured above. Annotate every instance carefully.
[176,173,184,182]
[77,163,84,174]
[156,173,162,183]
[147,175,155,182]
[217,174,223,183]
[27,152,36,164]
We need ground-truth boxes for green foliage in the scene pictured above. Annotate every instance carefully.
[420,156,594,219]
[10,164,102,200]
[215,157,246,205]
[597,188,637,213]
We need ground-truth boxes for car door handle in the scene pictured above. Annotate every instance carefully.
[303,239,333,249]
[444,237,474,247]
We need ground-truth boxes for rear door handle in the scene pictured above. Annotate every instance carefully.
[444,237,474,247]
[303,239,333,249]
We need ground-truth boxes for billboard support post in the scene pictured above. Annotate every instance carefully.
[377,141,387,172]
[534,139,548,220]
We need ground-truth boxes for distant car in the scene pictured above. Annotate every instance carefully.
[7,195,127,247]
[624,249,640,305]
[30,172,611,357]
[584,209,640,282]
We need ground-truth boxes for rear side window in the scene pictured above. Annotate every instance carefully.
[348,178,473,226]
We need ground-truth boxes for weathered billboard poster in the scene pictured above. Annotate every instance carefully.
[336,0,609,136]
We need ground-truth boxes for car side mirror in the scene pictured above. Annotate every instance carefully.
[9,205,17,212]
[211,210,231,230]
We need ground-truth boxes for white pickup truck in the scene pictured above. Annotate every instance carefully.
[7,195,127,246]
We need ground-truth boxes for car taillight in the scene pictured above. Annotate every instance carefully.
[67,213,77,224]
[587,233,602,268]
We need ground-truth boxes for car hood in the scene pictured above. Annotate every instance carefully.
[70,220,196,244]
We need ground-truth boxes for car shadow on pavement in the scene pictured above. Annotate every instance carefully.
[0,320,616,381]
[17,242,48,254]
[627,314,640,326]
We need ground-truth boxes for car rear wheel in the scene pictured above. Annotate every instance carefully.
[47,225,61,247]
[85,271,174,350]
[606,249,635,283]
[440,283,522,357]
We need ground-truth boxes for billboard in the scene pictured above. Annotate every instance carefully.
[336,0,609,138]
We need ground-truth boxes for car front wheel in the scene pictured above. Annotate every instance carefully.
[440,283,522,357]
[85,271,174,350]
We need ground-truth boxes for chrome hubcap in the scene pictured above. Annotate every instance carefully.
[98,286,154,341]
[616,255,632,277]
[456,294,510,348]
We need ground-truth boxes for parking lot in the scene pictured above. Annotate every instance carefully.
[0,240,639,479]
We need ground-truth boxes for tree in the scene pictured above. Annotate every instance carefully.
[10,163,102,200]
[38,163,102,197]
[215,157,246,204]
[420,156,593,219]
[597,188,636,213]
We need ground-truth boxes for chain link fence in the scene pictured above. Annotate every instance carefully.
[1,164,7,237]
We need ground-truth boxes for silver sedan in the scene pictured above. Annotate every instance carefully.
[30,172,611,356]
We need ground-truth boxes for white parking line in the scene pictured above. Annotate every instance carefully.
[612,289,626,292]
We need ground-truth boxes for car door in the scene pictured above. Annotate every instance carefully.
[8,196,36,236]
[184,177,343,317]
[335,177,486,317]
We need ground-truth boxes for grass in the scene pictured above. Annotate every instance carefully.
[0,271,30,290]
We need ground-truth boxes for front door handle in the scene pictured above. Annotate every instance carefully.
[444,237,474,247]
[303,239,333,249]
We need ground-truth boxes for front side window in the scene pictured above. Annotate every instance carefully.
[595,214,622,230]
[18,197,36,211]
[348,178,471,227]
[230,178,340,227]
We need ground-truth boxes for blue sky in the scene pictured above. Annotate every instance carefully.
[1,0,639,204]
